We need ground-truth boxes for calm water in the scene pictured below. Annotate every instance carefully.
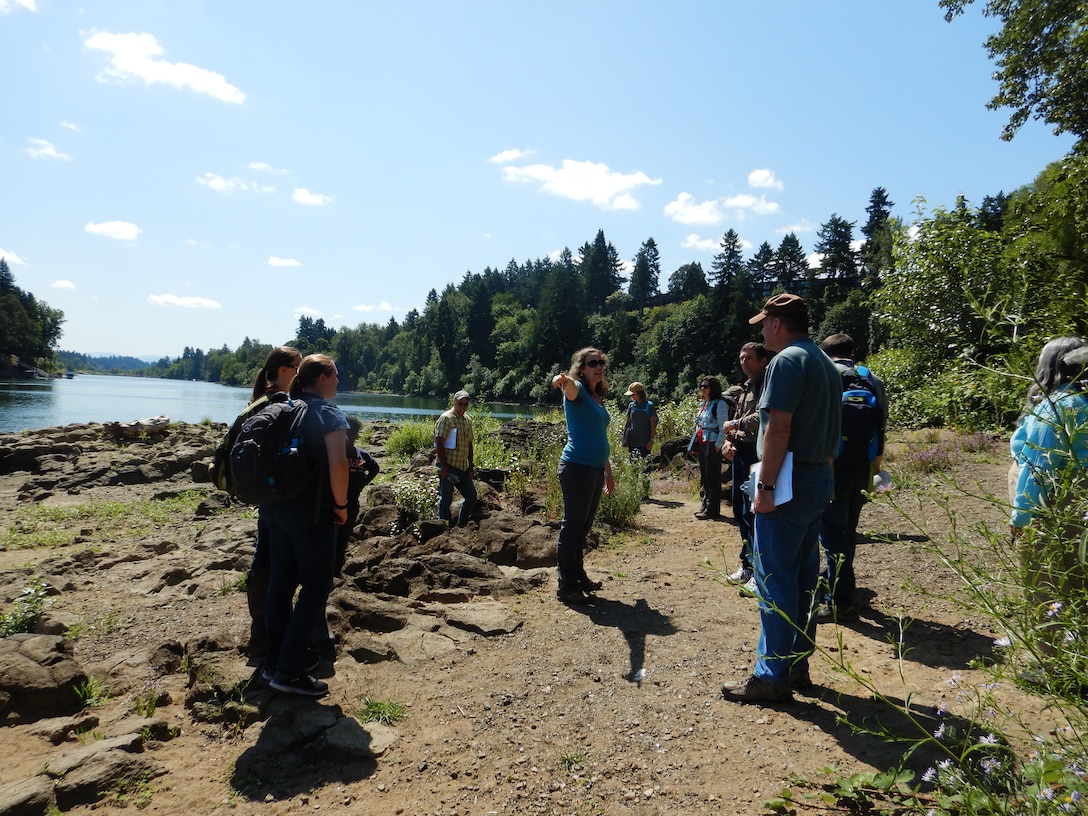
[0,375,546,433]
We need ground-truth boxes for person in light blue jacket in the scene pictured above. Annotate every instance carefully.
[1010,336,1088,528]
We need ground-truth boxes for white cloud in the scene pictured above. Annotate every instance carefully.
[267,256,300,267]
[292,187,332,206]
[196,172,247,193]
[295,306,322,317]
[24,138,71,160]
[84,32,245,104]
[489,148,534,164]
[682,234,719,253]
[51,280,75,289]
[503,159,662,211]
[85,220,140,241]
[249,161,289,174]
[776,219,815,235]
[0,0,36,13]
[0,246,26,264]
[60,121,82,132]
[148,293,221,309]
[721,193,779,216]
[352,300,394,313]
[748,168,783,191]
[665,192,780,225]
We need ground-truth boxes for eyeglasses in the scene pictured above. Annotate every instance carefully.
[456,399,470,406]
[584,359,604,369]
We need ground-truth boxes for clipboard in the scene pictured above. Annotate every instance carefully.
[748,452,793,505]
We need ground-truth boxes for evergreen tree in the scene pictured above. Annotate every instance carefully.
[773,233,808,292]
[860,187,895,281]
[709,229,745,288]
[532,249,587,372]
[628,237,661,309]
[747,241,776,298]
[580,229,623,313]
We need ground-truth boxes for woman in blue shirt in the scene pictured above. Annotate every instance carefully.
[551,347,615,605]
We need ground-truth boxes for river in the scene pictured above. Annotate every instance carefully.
[0,375,548,433]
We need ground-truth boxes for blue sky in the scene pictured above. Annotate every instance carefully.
[1,0,1075,359]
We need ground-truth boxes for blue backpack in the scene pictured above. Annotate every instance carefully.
[837,365,881,467]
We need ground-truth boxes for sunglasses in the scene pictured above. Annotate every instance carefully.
[456,399,470,406]
[699,383,710,389]
[584,359,605,369]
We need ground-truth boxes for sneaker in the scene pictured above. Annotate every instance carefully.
[306,651,321,673]
[817,602,858,623]
[727,567,752,585]
[739,576,758,597]
[269,674,329,697]
[694,511,720,521]
[261,667,274,682]
[721,674,792,704]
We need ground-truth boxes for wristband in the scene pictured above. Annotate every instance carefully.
[334,502,348,510]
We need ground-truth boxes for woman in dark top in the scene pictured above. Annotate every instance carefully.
[245,346,302,658]
[692,376,727,520]
[551,347,615,605]
[262,354,349,697]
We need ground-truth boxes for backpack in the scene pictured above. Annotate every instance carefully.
[836,365,881,468]
[623,400,653,447]
[212,392,289,494]
[227,397,322,505]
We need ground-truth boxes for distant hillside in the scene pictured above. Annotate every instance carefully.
[56,351,151,372]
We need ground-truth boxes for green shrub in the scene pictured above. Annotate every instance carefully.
[0,581,49,637]
[385,421,434,460]
[392,474,438,525]
[357,697,408,724]
[472,411,513,469]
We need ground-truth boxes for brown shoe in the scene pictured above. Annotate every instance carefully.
[721,675,793,704]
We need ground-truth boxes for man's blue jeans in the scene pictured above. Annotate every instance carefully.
[261,500,336,678]
[752,462,834,686]
[438,466,478,527]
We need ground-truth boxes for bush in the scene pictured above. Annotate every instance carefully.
[385,421,434,460]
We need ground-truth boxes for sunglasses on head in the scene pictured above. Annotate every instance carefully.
[584,359,604,369]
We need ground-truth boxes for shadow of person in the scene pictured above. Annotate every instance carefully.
[820,594,998,672]
[567,596,678,684]
[788,684,1007,787]
[231,697,378,801]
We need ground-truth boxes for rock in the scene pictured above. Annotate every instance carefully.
[51,748,165,810]
[26,713,100,745]
[323,718,399,758]
[0,634,87,719]
[445,601,521,636]
[0,774,54,816]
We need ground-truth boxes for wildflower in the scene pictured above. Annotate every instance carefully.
[946,673,962,686]
[980,733,999,744]
[934,722,946,739]
[1065,629,1077,643]
[981,757,1002,775]
[1048,602,1064,617]
[1040,787,1056,800]
[981,682,999,692]
[938,759,953,771]
[922,767,937,783]
[936,700,949,717]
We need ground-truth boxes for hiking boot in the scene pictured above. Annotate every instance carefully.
[557,588,593,605]
[817,602,858,623]
[581,578,604,593]
[727,567,752,585]
[695,511,720,520]
[721,675,792,704]
[789,665,814,692]
[269,673,329,697]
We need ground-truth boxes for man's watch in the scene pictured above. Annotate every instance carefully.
[756,480,776,492]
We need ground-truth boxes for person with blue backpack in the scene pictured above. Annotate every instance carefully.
[817,333,888,624]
